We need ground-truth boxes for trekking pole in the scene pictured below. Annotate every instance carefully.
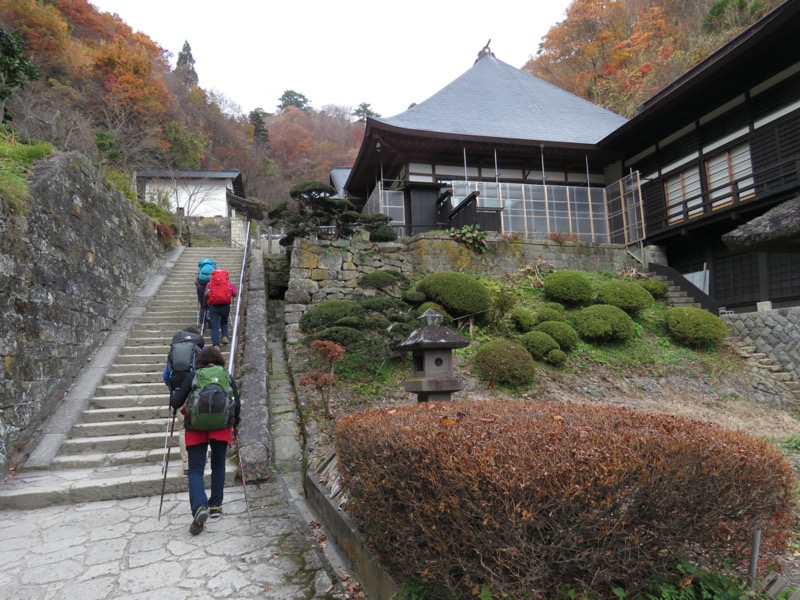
[160,407,171,475]
[158,409,177,521]
[234,429,252,527]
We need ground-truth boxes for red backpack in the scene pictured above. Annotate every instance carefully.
[206,269,232,305]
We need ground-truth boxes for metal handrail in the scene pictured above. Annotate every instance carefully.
[228,221,251,377]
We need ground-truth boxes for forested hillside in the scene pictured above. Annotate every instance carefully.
[524,0,784,117]
[0,0,365,206]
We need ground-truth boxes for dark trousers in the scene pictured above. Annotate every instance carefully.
[187,439,227,514]
[208,303,230,345]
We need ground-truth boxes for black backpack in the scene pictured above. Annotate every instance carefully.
[167,331,204,388]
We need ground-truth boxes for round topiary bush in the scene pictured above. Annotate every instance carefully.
[473,339,537,387]
[300,299,364,333]
[535,307,563,324]
[333,316,365,329]
[369,224,398,242]
[401,290,427,304]
[543,270,594,305]
[335,401,795,600]
[509,307,537,333]
[576,304,636,343]
[534,320,580,351]
[306,326,364,347]
[357,269,406,291]
[545,348,567,366]
[597,280,654,314]
[638,279,669,299]
[544,301,566,315]
[413,302,453,325]
[416,272,491,319]
[665,307,728,348]
[520,330,560,361]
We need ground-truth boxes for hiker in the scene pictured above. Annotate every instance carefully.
[205,268,237,349]
[170,346,240,535]
[195,258,216,330]
[162,325,205,474]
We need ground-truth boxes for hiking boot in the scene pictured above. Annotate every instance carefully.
[212,344,220,350]
[221,336,230,345]
[209,506,223,519]
[189,506,208,535]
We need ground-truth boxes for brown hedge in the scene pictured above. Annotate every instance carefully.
[334,400,795,599]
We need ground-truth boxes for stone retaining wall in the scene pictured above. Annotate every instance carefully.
[0,152,162,472]
[283,234,638,343]
[724,308,800,388]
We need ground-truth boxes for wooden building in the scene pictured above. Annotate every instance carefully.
[344,2,800,313]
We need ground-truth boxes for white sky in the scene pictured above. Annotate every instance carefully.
[88,0,573,119]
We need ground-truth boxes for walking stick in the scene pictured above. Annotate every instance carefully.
[160,408,171,475]
[234,429,252,527]
[158,409,177,521]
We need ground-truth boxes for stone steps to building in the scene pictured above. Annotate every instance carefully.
[0,246,245,509]
[649,273,701,309]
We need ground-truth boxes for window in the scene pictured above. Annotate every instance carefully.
[665,167,702,224]
[705,143,754,209]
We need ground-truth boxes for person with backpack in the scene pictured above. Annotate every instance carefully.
[195,258,216,330]
[162,326,205,474]
[204,268,238,349]
[170,346,241,535]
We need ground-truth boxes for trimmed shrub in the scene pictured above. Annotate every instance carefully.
[535,307,563,324]
[543,270,594,305]
[357,269,406,291]
[416,272,491,319]
[545,348,567,366]
[300,299,364,333]
[534,320,579,351]
[576,304,635,343]
[414,301,453,325]
[638,279,669,299]
[598,280,654,313]
[306,326,364,347]
[369,224,398,242]
[333,316,365,329]
[335,401,795,599]
[520,330,560,361]
[401,290,427,304]
[361,296,408,314]
[473,339,536,387]
[666,307,728,348]
[509,307,537,333]
[543,301,566,315]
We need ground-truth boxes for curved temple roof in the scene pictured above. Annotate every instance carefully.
[374,53,627,145]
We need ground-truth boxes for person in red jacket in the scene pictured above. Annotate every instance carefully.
[204,269,238,349]
[170,347,241,534]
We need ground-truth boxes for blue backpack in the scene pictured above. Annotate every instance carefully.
[197,258,216,284]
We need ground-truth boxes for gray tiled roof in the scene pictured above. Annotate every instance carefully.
[377,54,627,145]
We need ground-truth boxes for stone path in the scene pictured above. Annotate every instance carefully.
[1,483,339,600]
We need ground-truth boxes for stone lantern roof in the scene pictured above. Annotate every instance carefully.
[394,309,470,351]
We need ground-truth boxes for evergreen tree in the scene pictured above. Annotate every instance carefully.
[248,108,269,147]
[352,102,380,122]
[277,90,310,112]
[175,40,199,87]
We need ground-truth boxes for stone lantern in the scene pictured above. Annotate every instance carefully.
[394,308,470,402]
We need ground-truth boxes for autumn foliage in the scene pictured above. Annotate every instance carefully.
[525,0,783,117]
[335,400,795,598]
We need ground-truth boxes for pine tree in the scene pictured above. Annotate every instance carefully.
[175,40,198,87]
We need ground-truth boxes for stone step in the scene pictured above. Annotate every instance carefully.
[51,448,178,469]
[94,382,166,397]
[102,372,165,385]
[105,363,164,374]
[0,464,237,510]
[60,431,170,453]
[90,394,168,409]
[79,406,168,423]
[70,418,169,438]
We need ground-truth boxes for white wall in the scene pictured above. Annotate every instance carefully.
[144,179,230,218]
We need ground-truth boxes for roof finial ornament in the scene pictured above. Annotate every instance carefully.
[475,39,494,63]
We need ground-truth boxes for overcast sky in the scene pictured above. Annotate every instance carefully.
[88,0,573,119]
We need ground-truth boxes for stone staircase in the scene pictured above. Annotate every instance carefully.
[650,273,701,309]
[0,246,245,509]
